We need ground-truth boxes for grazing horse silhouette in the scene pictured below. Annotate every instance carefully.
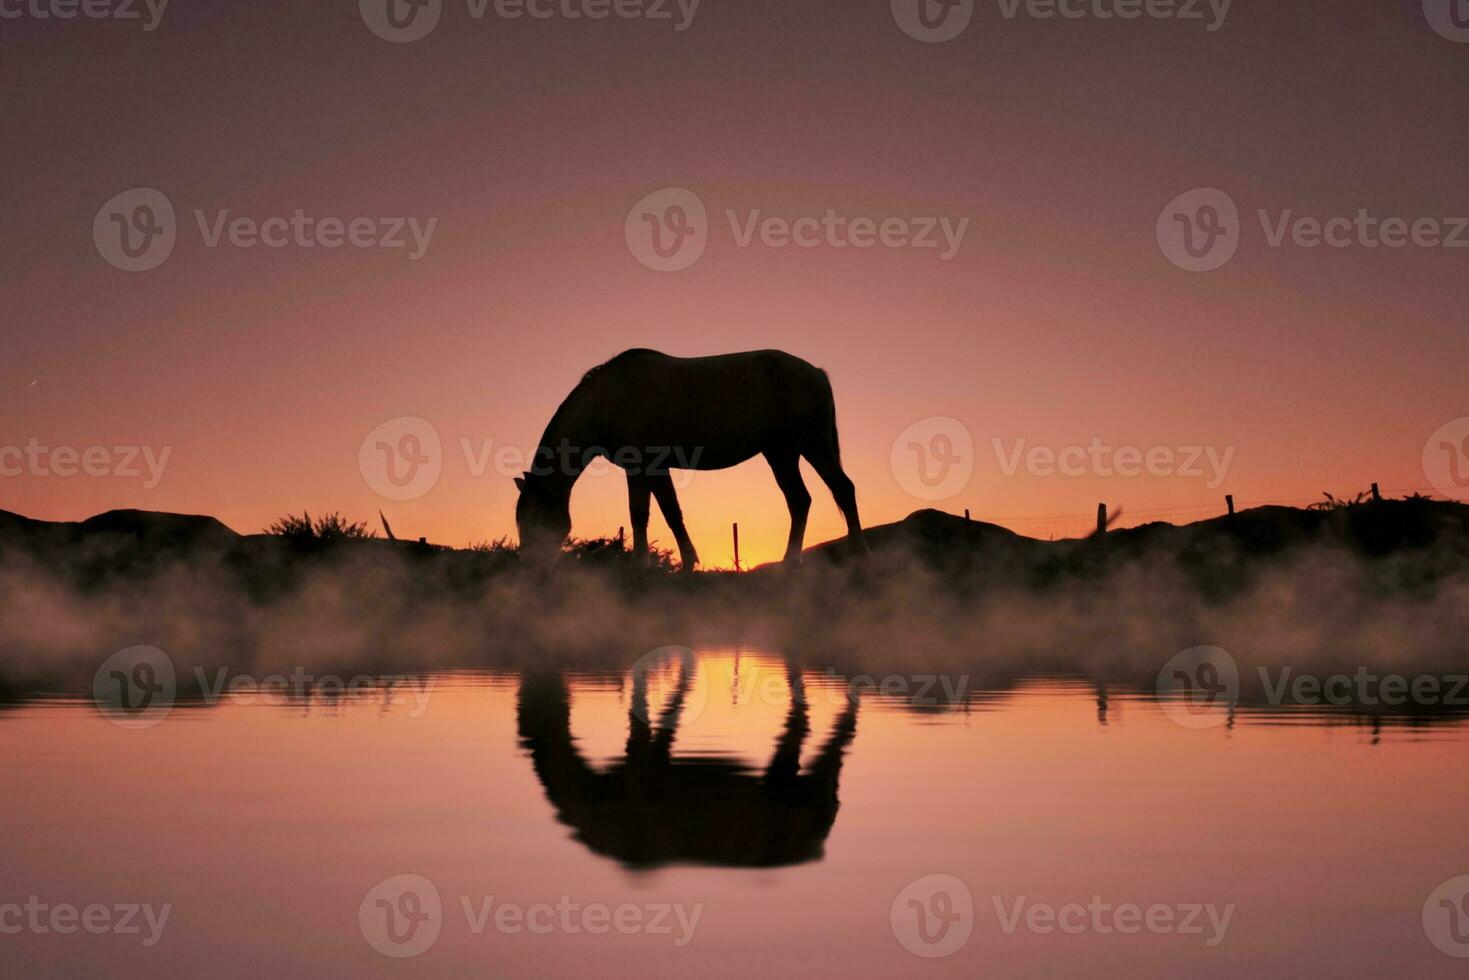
[516,653,859,869]
[513,349,866,570]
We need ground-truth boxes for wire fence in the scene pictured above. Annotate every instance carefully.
[968,485,1448,540]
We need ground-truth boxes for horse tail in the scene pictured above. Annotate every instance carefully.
[817,367,843,461]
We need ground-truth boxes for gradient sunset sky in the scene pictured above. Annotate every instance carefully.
[3,0,1467,566]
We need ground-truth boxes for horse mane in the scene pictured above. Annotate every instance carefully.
[528,350,662,465]
[579,348,659,384]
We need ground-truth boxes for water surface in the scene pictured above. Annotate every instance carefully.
[4,651,1468,977]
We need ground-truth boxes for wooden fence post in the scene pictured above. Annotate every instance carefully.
[1096,503,1107,536]
[1370,483,1381,502]
[732,522,741,572]
[1226,494,1235,516]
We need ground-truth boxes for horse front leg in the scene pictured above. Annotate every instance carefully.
[627,473,652,567]
[764,451,811,566]
[649,474,699,572]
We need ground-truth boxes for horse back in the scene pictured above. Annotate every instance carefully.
[579,349,835,466]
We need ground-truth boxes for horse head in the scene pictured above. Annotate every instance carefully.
[514,471,571,570]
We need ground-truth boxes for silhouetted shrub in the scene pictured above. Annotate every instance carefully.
[1311,491,1372,511]
[563,535,677,572]
[469,536,518,555]
[266,511,375,542]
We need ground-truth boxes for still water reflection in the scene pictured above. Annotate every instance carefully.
[3,649,1469,979]
[519,651,858,868]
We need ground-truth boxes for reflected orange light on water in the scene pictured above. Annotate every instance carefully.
[3,652,1467,976]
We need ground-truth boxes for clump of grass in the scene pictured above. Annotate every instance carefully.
[563,535,678,572]
[1311,491,1373,511]
[468,536,517,555]
[266,511,375,542]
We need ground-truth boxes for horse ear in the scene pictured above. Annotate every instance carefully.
[513,476,525,492]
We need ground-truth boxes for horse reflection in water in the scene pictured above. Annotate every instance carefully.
[517,652,859,869]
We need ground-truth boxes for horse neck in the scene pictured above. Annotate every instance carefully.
[532,390,597,503]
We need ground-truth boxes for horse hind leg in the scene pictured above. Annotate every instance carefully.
[649,474,699,571]
[627,473,652,567]
[764,450,811,566]
[803,441,868,554]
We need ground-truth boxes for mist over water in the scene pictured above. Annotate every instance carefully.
[4,531,1467,721]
